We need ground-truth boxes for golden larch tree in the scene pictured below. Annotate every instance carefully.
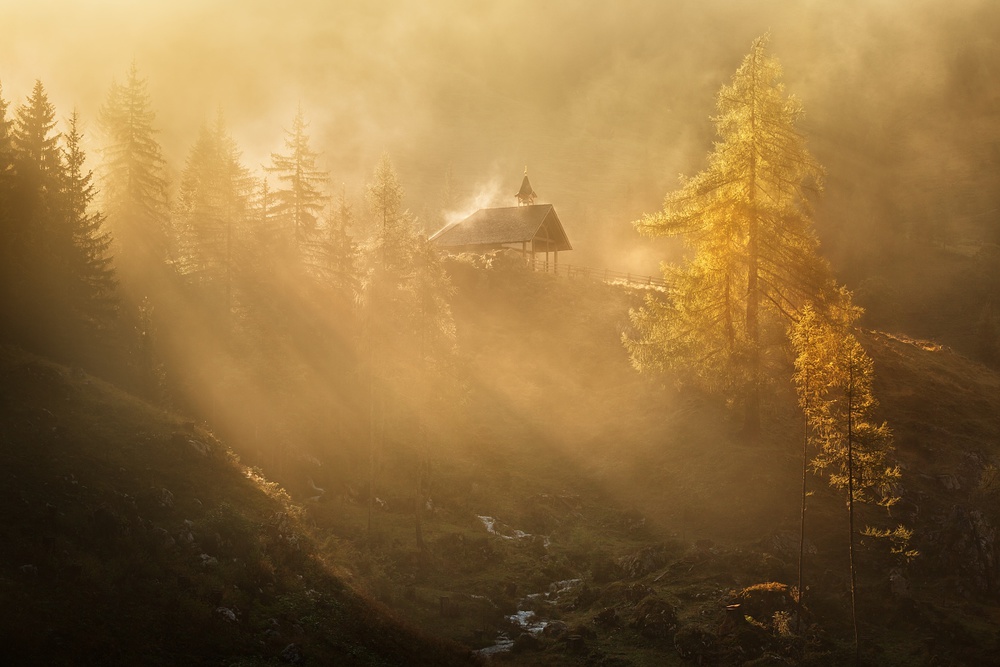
[624,34,833,435]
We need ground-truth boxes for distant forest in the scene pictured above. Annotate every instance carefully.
[0,61,469,508]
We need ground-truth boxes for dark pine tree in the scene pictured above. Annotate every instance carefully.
[7,80,68,354]
[61,110,118,340]
[0,80,17,342]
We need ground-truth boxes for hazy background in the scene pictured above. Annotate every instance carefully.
[3,0,999,275]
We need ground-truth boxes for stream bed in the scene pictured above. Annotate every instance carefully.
[474,578,582,657]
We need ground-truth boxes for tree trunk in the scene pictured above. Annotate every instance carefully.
[414,417,428,552]
[744,53,762,440]
[414,455,426,552]
[847,353,860,666]
[797,368,809,634]
[367,332,377,542]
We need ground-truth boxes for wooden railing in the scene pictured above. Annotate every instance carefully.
[530,258,669,288]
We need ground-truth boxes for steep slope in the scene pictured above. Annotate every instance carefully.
[0,345,472,666]
[867,331,1000,597]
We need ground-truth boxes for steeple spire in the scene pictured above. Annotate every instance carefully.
[516,166,537,206]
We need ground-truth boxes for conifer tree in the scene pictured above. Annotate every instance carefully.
[407,235,457,551]
[0,86,117,360]
[315,186,356,291]
[363,152,406,538]
[0,81,12,177]
[624,34,833,436]
[61,110,117,332]
[268,106,328,258]
[362,153,456,545]
[12,80,61,184]
[8,80,68,350]
[0,81,13,335]
[99,63,171,281]
[175,112,254,319]
[790,301,900,665]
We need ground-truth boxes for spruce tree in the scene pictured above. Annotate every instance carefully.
[362,153,455,546]
[363,152,406,538]
[12,80,61,183]
[268,106,328,258]
[8,80,68,352]
[624,35,833,436]
[61,110,117,333]
[0,81,17,338]
[175,112,254,319]
[0,81,12,176]
[99,63,171,282]
[320,185,359,296]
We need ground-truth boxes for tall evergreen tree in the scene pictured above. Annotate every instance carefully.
[99,63,171,281]
[7,80,68,351]
[61,110,117,332]
[406,235,457,551]
[362,153,456,545]
[12,80,61,183]
[175,112,254,319]
[268,106,328,257]
[319,185,359,296]
[0,81,12,176]
[624,35,834,436]
[0,81,17,337]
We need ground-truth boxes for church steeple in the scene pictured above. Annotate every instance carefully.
[516,166,537,206]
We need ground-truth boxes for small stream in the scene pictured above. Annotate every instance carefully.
[476,515,551,547]
[471,515,580,657]
[474,578,582,657]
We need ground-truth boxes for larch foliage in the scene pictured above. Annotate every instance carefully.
[624,34,834,434]
[790,301,899,507]
[790,300,903,665]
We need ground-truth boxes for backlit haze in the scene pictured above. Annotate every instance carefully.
[5,0,998,274]
[4,2,1000,663]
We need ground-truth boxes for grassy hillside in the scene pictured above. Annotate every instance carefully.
[0,345,472,666]
[313,259,1000,666]
[3,259,1000,666]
